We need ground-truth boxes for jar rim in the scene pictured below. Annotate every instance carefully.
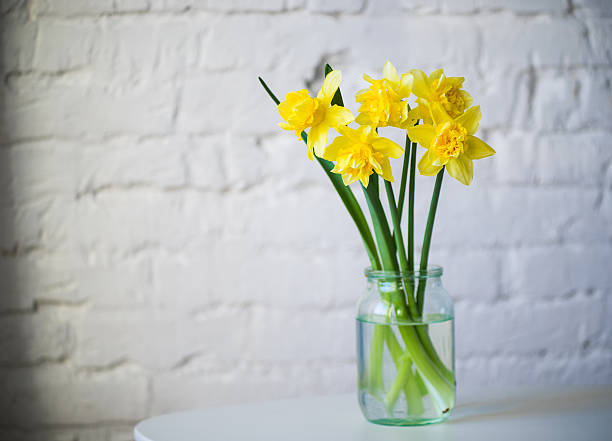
[364,265,443,279]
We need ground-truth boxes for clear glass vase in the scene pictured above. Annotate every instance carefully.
[356,266,455,426]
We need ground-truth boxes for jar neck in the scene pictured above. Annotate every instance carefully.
[364,265,443,282]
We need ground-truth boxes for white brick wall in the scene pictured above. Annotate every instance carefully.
[1,0,611,439]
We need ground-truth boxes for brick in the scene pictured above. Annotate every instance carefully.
[0,365,147,425]
[150,238,366,311]
[574,0,612,17]
[473,67,523,130]
[585,18,612,64]
[202,0,285,12]
[431,249,500,301]
[490,131,538,184]
[73,309,250,369]
[221,185,363,252]
[71,258,152,308]
[456,296,606,357]
[34,20,94,72]
[179,70,273,134]
[0,19,37,71]
[0,310,72,364]
[2,75,176,140]
[528,69,612,132]
[36,0,115,16]
[536,132,612,185]
[401,0,567,14]
[480,17,591,70]
[0,254,78,311]
[433,185,598,248]
[71,189,225,254]
[89,17,201,82]
[78,137,187,191]
[200,14,286,71]
[247,306,354,362]
[458,352,612,386]
[503,245,612,298]
[308,0,366,13]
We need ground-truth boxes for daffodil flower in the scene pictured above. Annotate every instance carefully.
[407,105,495,185]
[410,69,473,121]
[355,61,414,129]
[277,70,354,160]
[322,125,404,187]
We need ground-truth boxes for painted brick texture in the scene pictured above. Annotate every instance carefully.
[0,0,611,439]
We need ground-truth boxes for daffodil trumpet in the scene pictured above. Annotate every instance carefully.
[259,62,495,422]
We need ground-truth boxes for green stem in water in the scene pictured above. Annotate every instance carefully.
[257,75,381,271]
[368,324,385,396]
[384,330,424,415]
[416,167,444,315]
[396,325,455,413]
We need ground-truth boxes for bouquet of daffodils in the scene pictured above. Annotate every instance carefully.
[259,62,494,420]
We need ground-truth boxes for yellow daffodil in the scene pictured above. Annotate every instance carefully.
[278,70,354,160]
[406,105,495,185]
[355,61,414,129]
[322,125,404,187]
[410,69,473,121]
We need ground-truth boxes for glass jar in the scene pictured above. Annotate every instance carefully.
[356,266,455,426]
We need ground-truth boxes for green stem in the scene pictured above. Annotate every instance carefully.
[396,133,411,221]
[416,168,444,315]
[361,175,398,273]
[257,76,381,271]
[407,139,417,275]
[384,181,418,320]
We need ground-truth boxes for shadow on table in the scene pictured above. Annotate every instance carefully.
[450,387,612,425]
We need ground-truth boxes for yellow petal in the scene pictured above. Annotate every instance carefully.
[429,103,452,125]
[446,155,473,185]
[410,69,429,98]
[461,90,473,108]
[456,105,481,135]
[379,157,394,182]
[417,150,444,176]
[279,122,292,130]
[324,105,354,128]
[406,124,436,149]
[307,124,329,158]
[370,156,383,175]
[466,135,496,160]
[362,73,376,84]
[322,134,350,161]
[355,112,372,126]
[397,73,413,98]
[319,70,342,101]
[360,173,371,188]
[372,137,404,158]
[382,61,400,88]
[428,68,444,83]
[358,125,374,140]
[336,124,359,141]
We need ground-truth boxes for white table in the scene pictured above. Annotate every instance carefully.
[134,386,612,441]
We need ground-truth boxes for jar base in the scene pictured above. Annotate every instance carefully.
[365,415,449,426]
